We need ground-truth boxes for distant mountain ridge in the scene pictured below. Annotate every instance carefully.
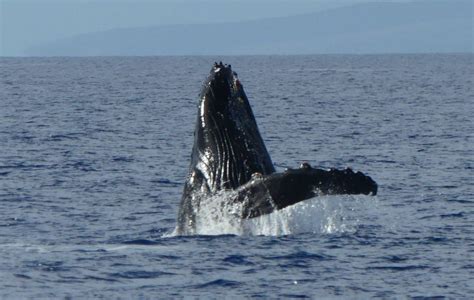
[26,1,473,56]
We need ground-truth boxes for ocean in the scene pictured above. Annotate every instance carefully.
[0,54,473,298]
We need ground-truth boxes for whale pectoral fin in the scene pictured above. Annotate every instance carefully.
[320,167,378,196]
[236,181,276,218]
[236,167,378,219]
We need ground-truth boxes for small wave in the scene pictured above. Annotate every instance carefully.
[121,239,161,246]
[14,274,32,280]
[47,134,82,141]
[150,178,182,186]
[279,294,310,299]
[194,279,242,289]
[112,156,134,162]
[425,237,450,244]
[382,255,408,263]
[222,255,254,265]
[264,251,331,261]
[0,163,48,170]
[440,212,465,218]
[448,199,472,204]
[83,275,119,282]
[366,265,431,271]
[66,161,97,172]
[110,270,175,279]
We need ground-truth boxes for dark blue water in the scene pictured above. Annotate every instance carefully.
[1,55,473,298]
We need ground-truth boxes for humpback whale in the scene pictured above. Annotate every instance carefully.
[177,63,377,235]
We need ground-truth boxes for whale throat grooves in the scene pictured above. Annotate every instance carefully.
[193,71,274,192]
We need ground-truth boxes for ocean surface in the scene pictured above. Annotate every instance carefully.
[0,54,472,298]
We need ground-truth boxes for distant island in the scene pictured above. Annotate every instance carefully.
[26,1,473,56]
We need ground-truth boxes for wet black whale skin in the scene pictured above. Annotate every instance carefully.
[177,63,377,234]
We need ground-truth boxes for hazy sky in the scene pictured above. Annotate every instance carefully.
[0,0,425,56]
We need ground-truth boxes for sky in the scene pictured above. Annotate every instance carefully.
[0,0,424,56]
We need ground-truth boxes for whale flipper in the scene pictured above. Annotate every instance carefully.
[236,166,377,218]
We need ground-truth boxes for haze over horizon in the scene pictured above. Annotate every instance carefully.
[1,0,473,56]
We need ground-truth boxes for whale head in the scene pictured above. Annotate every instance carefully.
[189,63,275,193]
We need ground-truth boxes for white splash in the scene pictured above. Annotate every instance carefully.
[192,190,245,236]
[241,195,361,236]
[171,192,378,237]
